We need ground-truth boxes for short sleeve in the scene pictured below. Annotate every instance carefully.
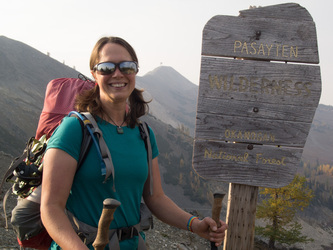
[46,116,83,161]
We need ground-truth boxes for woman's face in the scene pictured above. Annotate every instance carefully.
[92,42,136,105]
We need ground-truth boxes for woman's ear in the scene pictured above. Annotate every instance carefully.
[91,71,98,86]
[91,70,96,80]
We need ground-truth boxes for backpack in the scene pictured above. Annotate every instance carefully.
[2,112,100,249]
[0,75,153,249]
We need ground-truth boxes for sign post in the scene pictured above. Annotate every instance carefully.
[192,3,321,249]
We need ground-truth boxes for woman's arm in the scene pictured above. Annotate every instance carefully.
[143,157,228,247]
[40,148,88,249]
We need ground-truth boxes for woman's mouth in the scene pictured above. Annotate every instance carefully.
[110,83,126,88]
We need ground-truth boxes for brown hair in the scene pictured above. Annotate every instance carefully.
[75,37,149,128]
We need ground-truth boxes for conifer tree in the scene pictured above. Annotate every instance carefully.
[256,175,314,248]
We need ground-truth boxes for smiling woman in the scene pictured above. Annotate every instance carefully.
[40,36,228,250]
[75,37,148,130]
[91,42,139,126]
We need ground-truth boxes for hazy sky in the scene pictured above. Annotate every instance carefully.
[1,0,332,106]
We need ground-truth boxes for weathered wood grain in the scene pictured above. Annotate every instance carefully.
[195,112,312,147]
[194,56,320,149]
[195,4,321,249]
[193,139,302,188]
[193,3,321,189]
[196,97,317,123]
[202,15,319,63]
[239,3,313,21]
[198,57,321,106]
[224,183,258,250]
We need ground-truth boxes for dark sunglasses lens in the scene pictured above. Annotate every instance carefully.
[96,62,116,75]
[95,61,138,75]
[119,61,138,74]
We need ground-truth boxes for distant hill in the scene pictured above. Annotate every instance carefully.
[137,66,198,135]
[0,35,333,235]
[0,36,79,155]
[0,35,209,208]
[0,36,198,155]
[2,36,331,167]
[302,104,333,165]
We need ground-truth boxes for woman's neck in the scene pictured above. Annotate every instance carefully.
[101,103,127,126]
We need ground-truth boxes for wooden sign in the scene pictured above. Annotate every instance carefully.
[193,3,321,188]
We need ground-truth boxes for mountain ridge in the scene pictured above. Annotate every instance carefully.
[0,36,80,155]
[137,66,198,135]
[1,35,332,170]
[0,36,333,249]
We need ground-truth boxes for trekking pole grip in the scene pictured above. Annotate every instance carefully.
[211,192,225,250]
[93,198,121,250]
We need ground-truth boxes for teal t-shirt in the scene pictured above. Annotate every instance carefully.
[47,116,159,249]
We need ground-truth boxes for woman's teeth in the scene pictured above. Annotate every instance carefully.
[111,83,126,87]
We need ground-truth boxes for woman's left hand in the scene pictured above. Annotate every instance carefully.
[191,217,228,247]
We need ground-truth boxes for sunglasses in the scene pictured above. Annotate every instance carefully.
[93,61,139,75]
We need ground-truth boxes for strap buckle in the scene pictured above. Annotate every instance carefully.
[117,226,138,241]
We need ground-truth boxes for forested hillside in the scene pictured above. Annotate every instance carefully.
[299,162,333,211]
[298,105,333,216]
[142,114,212,206]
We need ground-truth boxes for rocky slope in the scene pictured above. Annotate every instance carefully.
[2,215,333,249]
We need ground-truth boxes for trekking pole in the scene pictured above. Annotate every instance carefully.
[211,192,226,250]
[93,198,121,250]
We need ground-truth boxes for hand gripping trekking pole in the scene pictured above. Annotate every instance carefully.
[211,192,225,250]
[93,198,121,250]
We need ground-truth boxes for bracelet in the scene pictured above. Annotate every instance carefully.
[187,216,198,232]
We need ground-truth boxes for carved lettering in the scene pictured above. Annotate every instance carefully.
[258,43,265,55]
[256,153,286,166]
[250,42,257,55]
[234,41,242,52]
[225,129,275,142]
[282,45,288,57]
[266,44,273,56]
[234,41,299,58]
[204,149,287,167]
[204,148,249,163]
[241,42,249,54]
[208,74,311,97]
[290,46,298,57]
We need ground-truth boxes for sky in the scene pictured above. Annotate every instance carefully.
[1,0,332,106]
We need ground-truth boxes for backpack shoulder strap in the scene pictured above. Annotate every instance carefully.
[70,112,115,189]
[68,112,150,194]
[68,111,91,170]
[139,121,153,196]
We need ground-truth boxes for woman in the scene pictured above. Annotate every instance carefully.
[40,36,227,249]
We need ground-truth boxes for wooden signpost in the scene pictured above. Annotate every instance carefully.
[192,3,321,249]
